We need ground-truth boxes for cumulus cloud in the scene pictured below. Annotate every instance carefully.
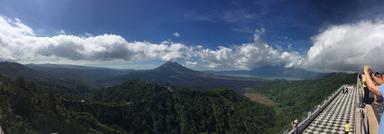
[0,16,301,70]
[0,16,191,63]
[302,20,384,72]
[193,31,302,69]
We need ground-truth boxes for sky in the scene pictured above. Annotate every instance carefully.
[1,0,384,72]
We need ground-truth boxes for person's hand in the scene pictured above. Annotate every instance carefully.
[364,65,372,74]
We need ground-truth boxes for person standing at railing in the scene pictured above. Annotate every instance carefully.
[343,86,349,94]
[373,72,384,84]
[363,65,384,134]
[344,121,351,134]
[291,119,298,129]
[362,73,372,104]
[372,72,384,103]
[290,119,299,134]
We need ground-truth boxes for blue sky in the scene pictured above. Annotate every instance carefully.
[1,0,376,50]
[1,0,384,71]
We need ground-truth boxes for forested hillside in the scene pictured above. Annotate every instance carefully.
[88,80,275,133]
[0,75,275,134]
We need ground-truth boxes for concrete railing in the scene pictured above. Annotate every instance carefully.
[286,85,345,134]
[356,75,368,134]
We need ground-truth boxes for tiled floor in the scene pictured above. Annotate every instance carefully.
[303,86,356,134]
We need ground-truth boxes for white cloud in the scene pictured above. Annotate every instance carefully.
[193,31,302,70]
[302,20,384,72]
[185,61,198,65]
[172,32,180,37]
[0,16,192,64]
[0,16,301,70]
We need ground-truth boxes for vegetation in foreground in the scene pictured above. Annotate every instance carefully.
[0,75,274,134]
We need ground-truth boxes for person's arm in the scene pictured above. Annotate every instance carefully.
[364,65,382,96]
[372,75,384,85]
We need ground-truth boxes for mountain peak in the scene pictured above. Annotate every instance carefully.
[160,61,183,67]
[155,61,198,74]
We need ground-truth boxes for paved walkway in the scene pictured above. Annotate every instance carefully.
[303,86,356,134]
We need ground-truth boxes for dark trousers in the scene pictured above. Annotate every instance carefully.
[364,87,370,104]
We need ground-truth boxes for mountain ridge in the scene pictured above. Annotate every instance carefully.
[102,61,261,89]
[210,65,327,80]
[0,61,261,90]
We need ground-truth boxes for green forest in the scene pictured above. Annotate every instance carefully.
[0,76,275,134]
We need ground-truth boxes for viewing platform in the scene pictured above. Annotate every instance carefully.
[303,85,356,133]
[288,76,380,134]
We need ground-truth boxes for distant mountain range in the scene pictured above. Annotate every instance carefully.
[0,61,326,91]
[209,65,327,80]
[0,62,92,93]
[26,63,134,87]
[0,61,260,90]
